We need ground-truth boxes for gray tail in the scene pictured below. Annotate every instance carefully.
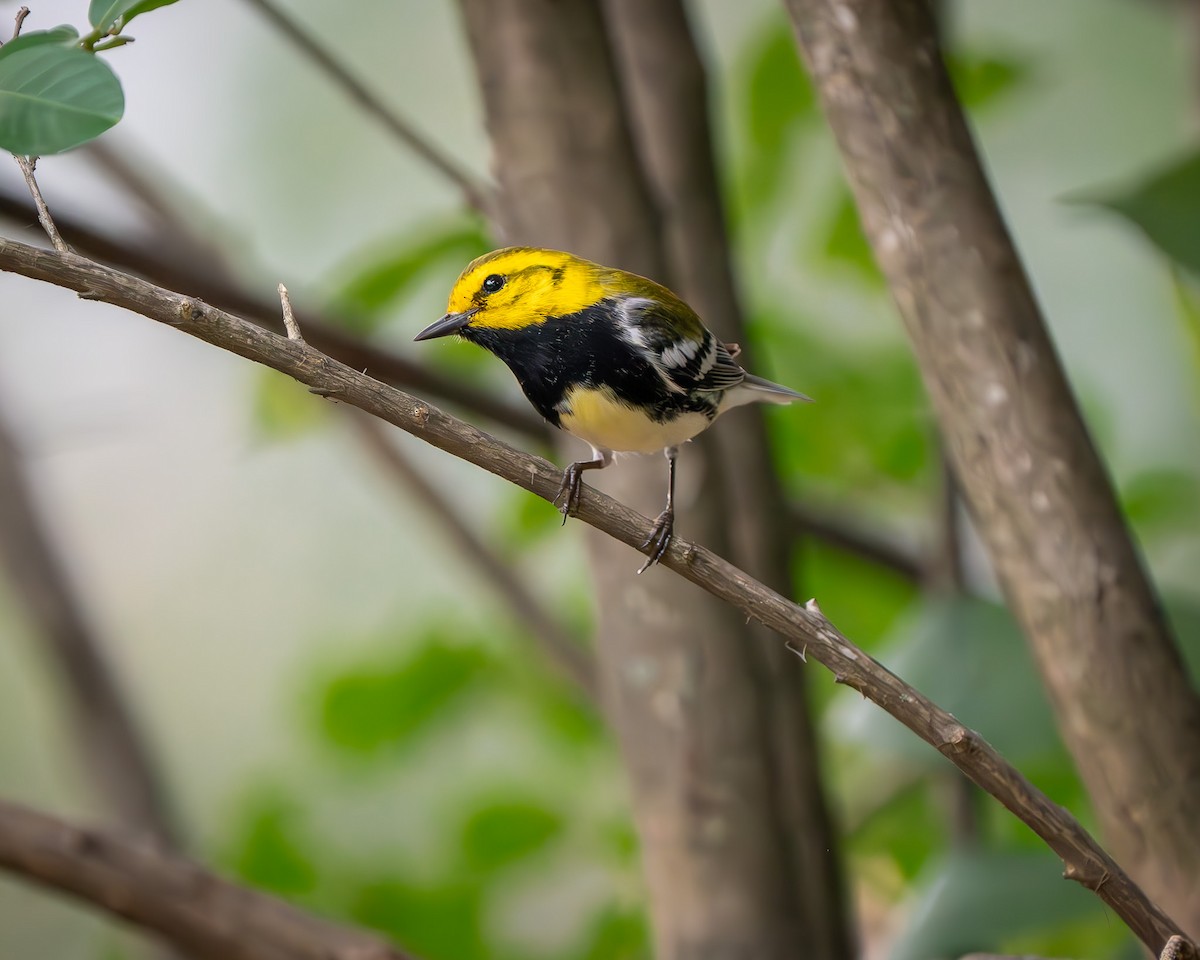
[740,373,813,404]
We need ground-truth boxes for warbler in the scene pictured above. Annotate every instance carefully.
[415,247,811,571]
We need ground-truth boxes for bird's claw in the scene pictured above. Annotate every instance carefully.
[638,507,674,574]
[553,464,583,524]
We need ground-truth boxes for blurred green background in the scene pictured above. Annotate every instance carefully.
[0,1,1198,958]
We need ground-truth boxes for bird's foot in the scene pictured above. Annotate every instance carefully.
[553,463,584,524]
[638,507,674,574]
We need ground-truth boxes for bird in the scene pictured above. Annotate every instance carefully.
[415,247,811,572]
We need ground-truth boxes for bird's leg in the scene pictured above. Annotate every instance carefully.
[554,447,612,523]
[639,445,678,573]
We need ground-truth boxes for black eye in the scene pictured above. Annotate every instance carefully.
[482,274,505,294]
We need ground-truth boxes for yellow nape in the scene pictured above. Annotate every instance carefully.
[559,385,712,454]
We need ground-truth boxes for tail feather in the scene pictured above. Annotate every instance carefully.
[733,373,813,406]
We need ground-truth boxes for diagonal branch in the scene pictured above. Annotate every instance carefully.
[240,0,493,219]
[0,797,415,960]
[0,189,544,440]
[346,413,598,700]
[0,238,1191,959]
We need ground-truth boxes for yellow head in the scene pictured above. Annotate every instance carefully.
[415,247,611,341]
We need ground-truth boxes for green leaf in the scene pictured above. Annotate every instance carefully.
[891,850,1111,960]
[319,640,489,756]
[1168,266,1200,380]
[576,904,649,960]
[847,780,944,881]
[0,42,123,154]
[330,217,491,334]
[0,26,79,62]
[251,368,330,440]
[1121,467,1200,530]
[737,17,815,211]
[945,51,1029,111]
[819,186,883,286]
[1078,150,1200,277]
[460,799,562,872]
[226,792,317,897]
[89,0,180,32]
[353,878,486,960]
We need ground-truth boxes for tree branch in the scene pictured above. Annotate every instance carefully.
[0,189,545,440]
[346,413,598,700]
[240,0,493,219]
[784,0,1200,935]
[0,238,1191,958]
[0,408,180,845]
[0,797,414,960]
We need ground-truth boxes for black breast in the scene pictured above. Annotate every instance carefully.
[463,303,711,428]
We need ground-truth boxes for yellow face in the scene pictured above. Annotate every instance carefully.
[444,247,607,331]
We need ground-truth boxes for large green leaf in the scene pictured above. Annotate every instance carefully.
[1079,150,1200,277]
[736,17,816,212]
[460,798,563,873]
[891,850,1117,960]
[318,639,489,756]
[226,792,317,897]
[353,877,486,960]
[89,0,180,32]
[0,41,123,154]
[945,51,1030,112]
[0,26,79,61]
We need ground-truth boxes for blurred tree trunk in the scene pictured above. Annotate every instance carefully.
[601,1,852,956]
[457,0,846,956]
[785,0,1200,935]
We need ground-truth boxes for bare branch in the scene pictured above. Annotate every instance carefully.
[0,404,179,845]
[784,0,1200,934]
[0,188,545,439]
[347,413,597,700]
[15,157,69,254]
[240,0,493,219]
[0,798,415,960]
[0,239,1192,958]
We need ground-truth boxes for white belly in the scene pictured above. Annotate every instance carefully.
[557,385,712,454]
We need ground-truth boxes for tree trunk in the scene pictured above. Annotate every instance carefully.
[457,0,839,955]
[602,1,851,955]
[785,0,1200,935]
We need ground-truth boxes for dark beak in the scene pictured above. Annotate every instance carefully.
[414,308,479,342]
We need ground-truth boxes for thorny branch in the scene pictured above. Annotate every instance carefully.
[0,237,1192,959]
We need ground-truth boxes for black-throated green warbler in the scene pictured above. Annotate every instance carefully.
[416,247,811,571]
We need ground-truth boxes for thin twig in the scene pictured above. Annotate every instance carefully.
[0,239,1192,959]
[15,157,70,254]
[0,798,414,960]
[348,413,598,699]
[11,6,29,41]
[240,0,493,218]
[278,283,303,341]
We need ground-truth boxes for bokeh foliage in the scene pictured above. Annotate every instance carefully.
[4,4,1199,960]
